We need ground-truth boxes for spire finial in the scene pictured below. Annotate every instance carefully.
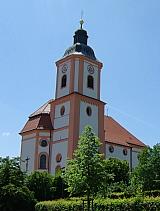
[80,10,84,29]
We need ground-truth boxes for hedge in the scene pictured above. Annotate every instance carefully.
[35,197,160,211]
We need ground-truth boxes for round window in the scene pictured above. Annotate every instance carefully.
[86,106,92,116]
[109,145,114,153]
[123,148,128,156]
[60,106,65,116]
[56,153,62,163]
[40,140,48,147]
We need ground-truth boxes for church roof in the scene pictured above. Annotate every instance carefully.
[20,101,53,134]
[63,27,97,61]
[104,116,146,148]
[29,100,51,118]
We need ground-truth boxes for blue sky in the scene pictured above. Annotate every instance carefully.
[0,0,160,157]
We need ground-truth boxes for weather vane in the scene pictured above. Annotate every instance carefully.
[80,10,84,29]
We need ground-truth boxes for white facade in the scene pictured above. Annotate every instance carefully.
[105,143,140,168]
[56,61,71,99]
[83,61,98,99]
[74,59,79,92]
[79,101,98,136]
[54,101,70,129]
[53,129,69,142]
[51,141,68,174]
[21,139,36,172]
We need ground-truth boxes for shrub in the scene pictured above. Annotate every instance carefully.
[0,184,37,211]
[35,197,160,211]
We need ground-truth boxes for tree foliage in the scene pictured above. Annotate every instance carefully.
[0,184,36,211]
[132,144,160,191]
[104,158,130,185]
[26,171,55,201]
[64,126,106,202]
[0,156,24,188]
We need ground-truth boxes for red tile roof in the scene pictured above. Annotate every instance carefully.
[104,116,145,148]
[20,101,53,134]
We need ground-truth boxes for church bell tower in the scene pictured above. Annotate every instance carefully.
[50,20,105,164]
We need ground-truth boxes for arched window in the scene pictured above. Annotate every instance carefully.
[39,154,46,169]
[61,75,67,88]
[87,75,94,89]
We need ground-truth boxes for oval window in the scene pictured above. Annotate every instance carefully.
[86,106,92,116]
[60,106,65,116]
[123,148,128,156]
[56,153,62,163]
[109,145,114,153]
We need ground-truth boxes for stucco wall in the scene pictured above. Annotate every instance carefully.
[74,59,79,92]
[79,101,98,136]
[54,101,70,129]
[56,61,71,98]
[50,140,68,174]
[106,143,130,163]
[53,129,68,142]
[21,138,36,172]
[83,61,98,99]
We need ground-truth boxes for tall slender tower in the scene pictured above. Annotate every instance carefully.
[49,21,105,173]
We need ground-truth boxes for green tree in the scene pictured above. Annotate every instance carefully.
[0,184,36,211]
[132,144,160,191]
[64,126,105,210]
[53,175,69,199]
[104,158,129,185]
[0,156,25,187]
[26,171,55,201]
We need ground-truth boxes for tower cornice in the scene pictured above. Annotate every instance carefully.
[55,54,103,70]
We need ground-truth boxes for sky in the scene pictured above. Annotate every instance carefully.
[0,0,160,157]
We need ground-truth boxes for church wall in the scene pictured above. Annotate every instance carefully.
[132,148,141,168]
[39,132,50,137]
[50,140,68,174]
[23,133,36,140]
[38,140,50,154]
[56,60,71,98]
[83,61,98,99]
[53,129,68,142]
[79,101,98,136]
[21,138,36,172]
[74,59,79,92]
[54,101,70,129]
[105,143,130,164]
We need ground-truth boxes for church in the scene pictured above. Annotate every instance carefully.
[20,20,145,174]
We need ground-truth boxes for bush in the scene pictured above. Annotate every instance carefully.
[0,184,37,211]
[35,197,160,211]
[144,190,160,197]
[26,171,55,201]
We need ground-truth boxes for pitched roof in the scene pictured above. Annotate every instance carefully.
[104,115,145,148]
[20,101,53,134]
[29,100,52,118]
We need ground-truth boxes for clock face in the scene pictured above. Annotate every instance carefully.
[87,64,94,74]
[61,64,68,73]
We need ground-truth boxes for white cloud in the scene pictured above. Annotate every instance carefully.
[2,132,10,137]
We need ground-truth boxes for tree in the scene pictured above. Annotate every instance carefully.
[0,157,25,188]
[64,126,105,210]
[26,171,55,201]
[104,158,130,185]
[132,144,160,191]
[0,184,36,211]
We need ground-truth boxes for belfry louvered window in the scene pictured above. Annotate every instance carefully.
[87,75,94,89]
[61,75,67,88]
